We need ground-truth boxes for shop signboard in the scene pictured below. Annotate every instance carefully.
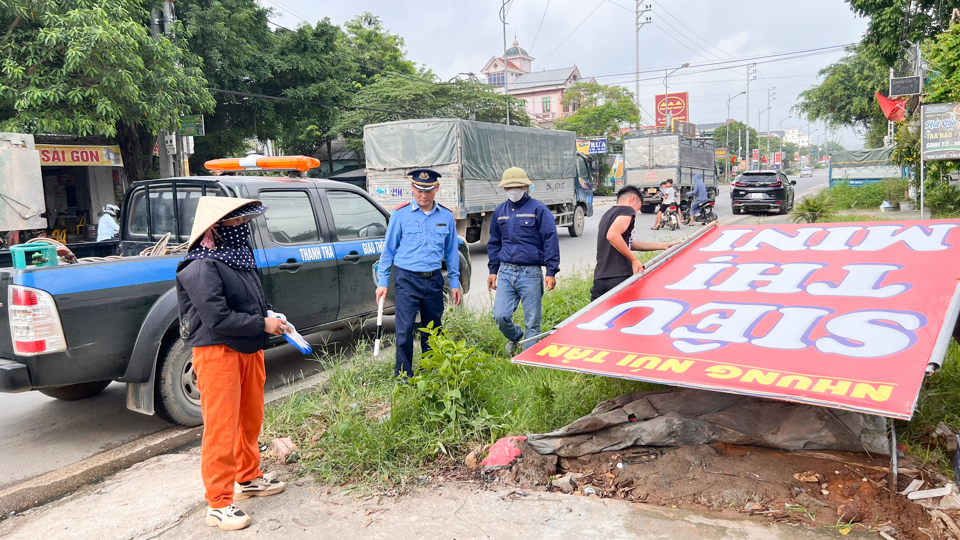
[513,221,960,419]
[921,102,960,161]
[715,147,727,161]
[180,114,205,137]
[36,145,123,167]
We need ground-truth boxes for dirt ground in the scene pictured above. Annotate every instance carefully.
[467,441,960,540]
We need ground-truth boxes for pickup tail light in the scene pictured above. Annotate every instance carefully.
[9,285,66,356]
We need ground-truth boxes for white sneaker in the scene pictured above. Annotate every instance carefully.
[206,505,251,531]
[235,475,286,500]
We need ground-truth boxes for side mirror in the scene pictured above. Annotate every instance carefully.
[790,180,797,185]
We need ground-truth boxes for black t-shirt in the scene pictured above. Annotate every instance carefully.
[594,205,636,280]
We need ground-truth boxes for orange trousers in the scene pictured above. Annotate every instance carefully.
[193,344,266,509]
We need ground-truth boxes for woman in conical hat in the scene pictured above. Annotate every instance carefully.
[175,197,287,531]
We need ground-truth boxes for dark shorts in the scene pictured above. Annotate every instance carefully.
[590,275,629,301]
[658,203,673,213]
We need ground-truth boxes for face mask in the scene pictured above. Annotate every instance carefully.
[506,188,525,203]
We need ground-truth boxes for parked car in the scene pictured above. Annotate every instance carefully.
[730,170,796,215]
[0,167,472,426]
[800,167,813,177]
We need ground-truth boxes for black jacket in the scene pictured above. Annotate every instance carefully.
[176,259,269,354]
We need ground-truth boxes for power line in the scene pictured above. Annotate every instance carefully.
[529,0,551,51]
[537,0,605,68]
[209,88,430,117]
[650,0,735,62]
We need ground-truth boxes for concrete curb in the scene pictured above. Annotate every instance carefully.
[0,361,344,517]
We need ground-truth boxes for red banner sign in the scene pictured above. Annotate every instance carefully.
[775,152,782,165]
[514,222,960,419]
[655,92,689,128]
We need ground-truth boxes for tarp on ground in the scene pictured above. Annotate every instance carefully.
[513,221,960,420]
[363,118,577,181]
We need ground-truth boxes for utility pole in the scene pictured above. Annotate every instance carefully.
[779,115,791,167]
[151,4,176,178]
[500,1,510,126]
[745,64,756,170]
[635,3,652,128]
[766,88,775,159]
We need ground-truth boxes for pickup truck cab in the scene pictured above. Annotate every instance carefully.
[0,174,471,426]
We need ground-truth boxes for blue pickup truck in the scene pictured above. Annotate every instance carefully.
[0,175,471,426]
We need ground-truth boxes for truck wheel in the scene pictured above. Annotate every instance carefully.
[39,380,111,400]
[639,204,655,214]
[732,207,742,215]
[155,338,203,427]
[568,205,586,237]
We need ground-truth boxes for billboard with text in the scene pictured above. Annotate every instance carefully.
[655,92,689,128]
[513,222,960,419]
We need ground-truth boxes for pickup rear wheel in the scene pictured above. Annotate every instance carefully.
[568,205,586,237]
[639,204,656,214]
[39,380,111,400]
[155,339,203,427]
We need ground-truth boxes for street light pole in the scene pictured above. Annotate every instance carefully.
[724,91,745,181]
[758,107,770,167]
[766,88,775,159]
[779,115,791,166]
[663,63,688,131]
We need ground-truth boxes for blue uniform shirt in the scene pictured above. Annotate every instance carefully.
[377,200,460,289]
[487,193,560,277]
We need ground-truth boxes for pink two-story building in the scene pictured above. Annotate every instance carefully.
[480,38,595,128]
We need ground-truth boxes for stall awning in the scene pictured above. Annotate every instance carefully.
[514,221,960,420]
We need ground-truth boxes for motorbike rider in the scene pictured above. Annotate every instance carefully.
[652,179,679,229]
[687,174,709,224]
[97,204,121,241]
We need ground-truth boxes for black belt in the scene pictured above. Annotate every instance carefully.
[400,268,438,278]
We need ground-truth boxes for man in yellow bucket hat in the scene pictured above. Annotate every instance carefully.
[487,167,560,353]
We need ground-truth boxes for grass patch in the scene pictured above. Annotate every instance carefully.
[264,269,662,490]
[898,341,960,475]
[827,178,907,210]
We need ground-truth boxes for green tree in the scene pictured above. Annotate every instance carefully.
[795,44,889,148]
[334,75,530,156]
[266,20,356,157]
[343,13,417,87]
[846,0,957,66]
[0,0,214,181]
[177,0,277,171]
[553,82,639,139]
[712,121,758,161]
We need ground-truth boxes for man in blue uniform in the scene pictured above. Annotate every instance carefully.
[487,167,560,353]
[375,168,462,379]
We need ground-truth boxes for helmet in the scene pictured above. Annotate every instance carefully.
[499,167,532,188]
[103,204,119,217]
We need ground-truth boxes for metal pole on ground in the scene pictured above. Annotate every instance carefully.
[500,1,510,126]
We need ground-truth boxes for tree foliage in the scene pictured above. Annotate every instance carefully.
[712,121,759,159]
[795,45,889,147]
[343,13,417,87]
[334,75,530,155]
[0,0,214,180]
[846,0,958,66]
[553,82,639,139]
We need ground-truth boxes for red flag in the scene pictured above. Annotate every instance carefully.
[876,92,907,122]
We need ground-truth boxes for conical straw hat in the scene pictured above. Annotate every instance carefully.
[187,197,263,250]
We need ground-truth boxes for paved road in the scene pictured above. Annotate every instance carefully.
[0,169,827,491]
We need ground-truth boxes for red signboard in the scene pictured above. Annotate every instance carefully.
[655,92,689,128]
[514,222,960,419]
[775,152,782,165]
[752,149,759,159]
[794,152,800,160]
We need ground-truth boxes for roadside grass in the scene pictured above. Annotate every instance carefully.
[898,340,960,475]
[264,266,662,490]
[827,178,908,210]
[264,249,960,487]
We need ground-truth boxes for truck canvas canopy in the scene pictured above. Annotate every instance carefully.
[829,148,906,186]
[513,221,960,420]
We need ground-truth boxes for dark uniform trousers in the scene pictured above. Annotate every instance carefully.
[394,267,445,378]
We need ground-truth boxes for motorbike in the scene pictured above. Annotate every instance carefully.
[684,198,718,225]
[653,203,680,231]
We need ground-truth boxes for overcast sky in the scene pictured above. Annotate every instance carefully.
[264,0,869,149]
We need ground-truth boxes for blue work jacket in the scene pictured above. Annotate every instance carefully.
[487,193,560,277]
[377,200,460,289]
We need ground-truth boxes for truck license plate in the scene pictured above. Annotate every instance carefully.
[750,193,764,199]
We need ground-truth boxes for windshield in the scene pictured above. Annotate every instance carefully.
[738,173,779,184]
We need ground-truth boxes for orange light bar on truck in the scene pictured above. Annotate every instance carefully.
[204,155,321,172]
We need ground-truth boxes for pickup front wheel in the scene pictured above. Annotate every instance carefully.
[155,339,203,427]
